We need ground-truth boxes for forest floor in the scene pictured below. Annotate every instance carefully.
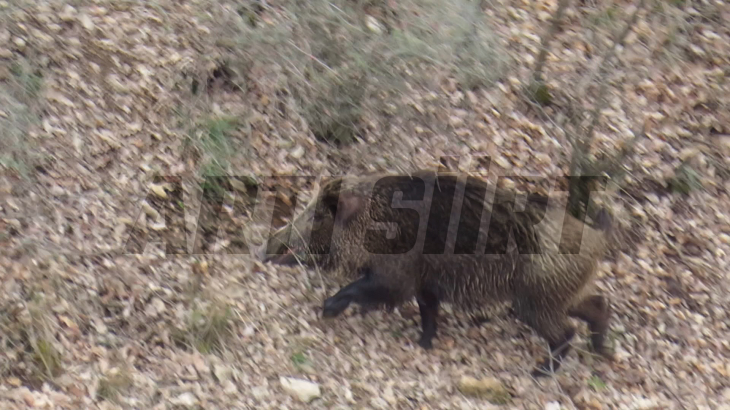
[1,0,729,409]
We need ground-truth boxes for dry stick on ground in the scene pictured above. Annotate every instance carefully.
[565,0,649,220]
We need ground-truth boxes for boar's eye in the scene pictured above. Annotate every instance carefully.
[310,208,324,228]
[311,205,334,231]
[320,192,340,218]
[326,201,338,217]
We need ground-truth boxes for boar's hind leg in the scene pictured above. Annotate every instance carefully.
[416,288,440,350]
[530,317,576,377]
[322,269,400,318]
[514,302,576,377]
[568,294,611,357]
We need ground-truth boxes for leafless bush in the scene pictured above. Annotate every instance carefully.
[208,0,510,145]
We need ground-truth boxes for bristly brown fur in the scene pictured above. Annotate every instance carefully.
[262,169,614,377]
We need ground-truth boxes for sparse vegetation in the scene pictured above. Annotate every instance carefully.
[588,374,607,391]
[0,58,43,177]
[211,0,509,145]
[668,162,703,195]
[190,115,241,189]
[527,0,650,223]
[176,111,248,201]
[290,351,307,365]
[0,0,729,407]
[30,338,62,379]
[96,369,133,404]
[172,303,234,355]
[0,291,64,387]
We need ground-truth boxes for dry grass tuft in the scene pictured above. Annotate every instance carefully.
[0,58,43,177]
[207,0,510,145]
[172,302,235,355]
[97,368,134,404]
[0,291,64,387]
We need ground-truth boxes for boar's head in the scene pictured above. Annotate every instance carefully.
[258,176,370,270]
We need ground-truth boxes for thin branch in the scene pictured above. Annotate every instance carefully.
[565,0,649,220]
[532,0,571,84]
[581,0,647,154]
[286,40,340,76]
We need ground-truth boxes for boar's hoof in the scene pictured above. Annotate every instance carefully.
[470,315,491,327]
[265,252,300,266]
[359,304,377,317]
[594,345,616,361]
[417,336,434,350]
[322,296,350,318]
[531,367,552,378]
[531,359,560,378]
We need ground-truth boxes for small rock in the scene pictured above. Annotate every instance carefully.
[79,14,94,30]
[441,337,455,350]
[223,380,237,395]
[535,153,552,165]
[714,135,730,155]
[365,16,384,34]
[59,5,77,21]
[251,386,269,400]
[191,353,209,374]
[495,155,510,169]
[280,377,321,403]
[15,388,35,407]
[6,219,21,230]
[456,375,511,404]
[678,147,700,161]
[449,115,465,128]
[213,364,233,383]
[192,261,209,276]
[497,178,515,190]
[688,44,706,57]
[170,392,198,407]
[51,185,66,196]
[149,183,167,199]
[144,297,165,317]
[0,48,13,59]
[629,396,659,409]
[93,319,108,335]
[545,402,561,410]
[290,145,305,159]
[383,385,396,404]
[370,397,389,409]
[12,37,25,51]
[118,217,135,226]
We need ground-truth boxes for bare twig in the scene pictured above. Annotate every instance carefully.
[286,40,340,77]
[565,0,649,219]
[581,0,648,153]
[532,0,571,84]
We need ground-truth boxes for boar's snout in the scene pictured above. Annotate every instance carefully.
[260,244,301,265]
[257,225,306,266]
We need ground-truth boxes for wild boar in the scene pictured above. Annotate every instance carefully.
[260,170,613,376]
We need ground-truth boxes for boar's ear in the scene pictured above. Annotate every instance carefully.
[320,179,344,216]
[322,189,366,225]
[336,192,367,225]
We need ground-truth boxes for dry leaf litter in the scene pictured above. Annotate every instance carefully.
[0,0,729,409]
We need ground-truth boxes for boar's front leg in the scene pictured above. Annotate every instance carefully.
[416,288,439,350]
[322,268,399,318]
